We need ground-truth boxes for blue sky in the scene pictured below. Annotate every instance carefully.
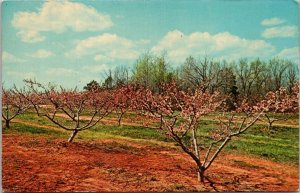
[2,0,299,88]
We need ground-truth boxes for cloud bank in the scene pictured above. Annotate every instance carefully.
[151,30,275,63]
[12,1,113,43]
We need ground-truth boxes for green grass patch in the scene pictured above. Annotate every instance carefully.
[3,122,66,138]
[187,122,299,165]
[86,124,170,142]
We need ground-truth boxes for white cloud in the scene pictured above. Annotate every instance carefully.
[94,55,114,63]
[136,39,151,45]
[66,33,140,62]
[82,64,110,73]
[16,30,46,43]
[47,68,77,76]
[276,46,299,64]
[151,30,275,63]
[12,1,113,43]
[6,71,35,79]
[2,51,25,63]
[261,17,286,26]
[30,49,53,58]
[262,26,298,38]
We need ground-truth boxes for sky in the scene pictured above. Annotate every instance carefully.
[2,0,299,88]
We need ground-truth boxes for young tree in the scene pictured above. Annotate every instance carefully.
[134,82,298,184]
[135,82,222,182]
[262,83,299,131]
[2,86,30,129]
[22,80,113,142]
[112,85,137,126]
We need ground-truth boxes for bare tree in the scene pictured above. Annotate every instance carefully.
[235,58,254,100]
[180,56,221,93]
[268,58,289,91]
[113,65,130,87]
[286,62,298,94]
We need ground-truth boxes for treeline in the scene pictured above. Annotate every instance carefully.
[85,53,299,107]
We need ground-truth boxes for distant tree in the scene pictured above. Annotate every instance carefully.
[286,62,298,94]
[179,56,222,93]
[83,80,101,91]
[235,58,254,100]
[113,66,130,87]
[249,59,268,100]
[102,70,113,90]
[219,67,239,110]
[153,55,169,92]
[132,53,153,88]
[268,57,289,91]
[132,53,172,92]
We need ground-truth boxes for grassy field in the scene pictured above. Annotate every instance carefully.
[4,112,299,165]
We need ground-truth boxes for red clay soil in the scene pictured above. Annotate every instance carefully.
[2,134,299,192]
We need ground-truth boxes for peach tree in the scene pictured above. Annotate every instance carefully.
[134,82,299,183]
[22,80,113,142]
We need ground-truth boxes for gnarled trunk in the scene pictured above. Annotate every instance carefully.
[199,166,205,183]
[5,120,10,129]
[68,129,78,143]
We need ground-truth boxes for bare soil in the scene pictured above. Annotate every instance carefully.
[3,134,299,192]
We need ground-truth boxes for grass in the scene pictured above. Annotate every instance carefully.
[4,112,299,165]
[3,122,65,138]
[88,125,170,141]
[195,123,299,164]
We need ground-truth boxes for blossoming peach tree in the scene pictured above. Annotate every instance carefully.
[112,85,138,126]
[262,84,299,131]
[21,80,113,142]
[2,86,31,129]
[134,82,299,183]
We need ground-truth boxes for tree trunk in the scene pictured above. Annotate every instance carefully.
[5,120,10,129]
[117,113,123,127]
[199,167,205,183]
[192,128,199,158]
[192,128,202,182]
[68,129,78,143]
[197,170,202,182]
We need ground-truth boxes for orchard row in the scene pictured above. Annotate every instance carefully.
[2,79,299,183]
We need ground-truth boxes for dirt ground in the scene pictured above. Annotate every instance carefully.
[2,134,299,192]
